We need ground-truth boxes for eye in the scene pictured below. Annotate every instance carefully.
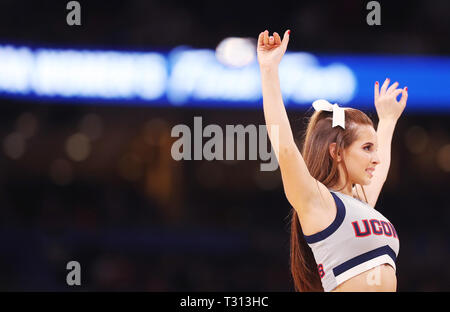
[364,146,371,151]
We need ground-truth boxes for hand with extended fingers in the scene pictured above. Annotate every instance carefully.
[374,78,408,122]
[257,29,291,69]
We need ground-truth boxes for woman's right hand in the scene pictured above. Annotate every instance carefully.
[257,29,290,70]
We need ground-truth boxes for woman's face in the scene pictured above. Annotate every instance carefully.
[343,125,381,186]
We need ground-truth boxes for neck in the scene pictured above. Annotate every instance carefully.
[330,183,354,197]
[331,164,355,197]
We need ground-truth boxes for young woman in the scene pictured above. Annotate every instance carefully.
[257,29,408,292]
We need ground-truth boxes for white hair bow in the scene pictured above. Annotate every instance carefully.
[312,99,346,129]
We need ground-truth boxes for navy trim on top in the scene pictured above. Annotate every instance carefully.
[304,191,346,244]
[332,245,397,277]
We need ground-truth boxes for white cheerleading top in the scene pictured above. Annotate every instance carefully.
[303,190,400,292]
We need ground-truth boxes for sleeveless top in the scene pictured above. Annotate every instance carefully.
[303,190,400,291]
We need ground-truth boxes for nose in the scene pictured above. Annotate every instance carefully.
[372,152,381,165]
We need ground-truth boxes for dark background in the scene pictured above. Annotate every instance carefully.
[0,0,449,291]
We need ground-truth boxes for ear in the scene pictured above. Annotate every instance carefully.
[329,142,342,162]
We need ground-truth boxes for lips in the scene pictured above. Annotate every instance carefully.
[366,168,374,177]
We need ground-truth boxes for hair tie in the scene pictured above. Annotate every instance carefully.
[312,99,346,129]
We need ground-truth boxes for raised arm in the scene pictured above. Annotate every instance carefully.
[356,79,408,207]
[257,30,320,212]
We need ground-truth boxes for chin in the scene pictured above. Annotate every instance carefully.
[358,178,371,186]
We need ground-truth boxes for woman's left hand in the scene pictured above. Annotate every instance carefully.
[374,78,408,122]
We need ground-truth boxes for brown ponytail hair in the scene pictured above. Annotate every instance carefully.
[290,107,375,292]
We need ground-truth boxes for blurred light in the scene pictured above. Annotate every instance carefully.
[79,113,103,141]
[405,126,429,154]
[117,153,143,181]
[16,112,39,139]
[167,48,355,105]
[0,45,167,100]
[2,44,450,111]
[167,48,261,105]
[65,133,91,161]
[32,49,167,99]
[3,132,26,159]
[49,158,73,185]
[436,144,450,172]
[0,46,33,93]
[279,53,356,103]
[215,37,256,68]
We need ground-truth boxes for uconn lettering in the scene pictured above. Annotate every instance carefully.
[352,219,398,239]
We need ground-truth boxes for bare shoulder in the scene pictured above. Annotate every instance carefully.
[297,180,338,236]
[294,179,333,212]
[314,181,335,210]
